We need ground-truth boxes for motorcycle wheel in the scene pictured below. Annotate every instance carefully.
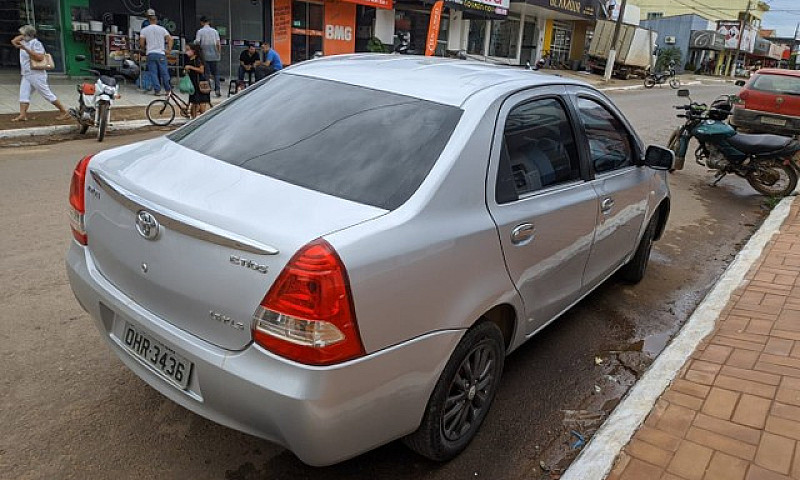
[669,77,681,89]
[746,160,798,197]
[644,77,656,89]
[96,103,110,142]
[146,99,175,126]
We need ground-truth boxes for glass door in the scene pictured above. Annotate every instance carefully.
[291,0,323,63]
[0,0,63,73]
[195,0,231,80]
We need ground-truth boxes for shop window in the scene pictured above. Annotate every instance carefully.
[489,19,520,59]
[467,20,487,55]
[646,12,663,20]
[292,0,324,62]
[394,9,448,56]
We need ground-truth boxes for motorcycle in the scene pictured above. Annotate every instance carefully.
[668,88,800,196]
[68,56,136,142]
[645,63,680,89]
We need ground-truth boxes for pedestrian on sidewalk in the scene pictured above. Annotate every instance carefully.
[11,25,70,122]
[183,44,210,118]
[139,9,174,96]
[195,16,221,97]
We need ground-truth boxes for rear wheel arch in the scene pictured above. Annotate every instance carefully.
[479,303,516,351]
[653,198,670,241]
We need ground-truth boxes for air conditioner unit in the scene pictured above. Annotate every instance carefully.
[665,36,677,45]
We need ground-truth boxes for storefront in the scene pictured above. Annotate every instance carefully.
[273,0,390,65]
[687,30,724,74]
[1,0,66,74]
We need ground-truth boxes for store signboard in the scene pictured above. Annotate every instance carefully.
[717,21,756,53]
[273,0,292,65]
[341,0,393,9]
[447,0,509,16]
[324,1,357,55]
[689,30,725,51]
[521,0,595,19]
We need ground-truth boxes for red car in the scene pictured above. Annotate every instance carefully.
[731,68,800,137]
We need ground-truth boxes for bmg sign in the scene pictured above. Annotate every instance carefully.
[326,24,352,41]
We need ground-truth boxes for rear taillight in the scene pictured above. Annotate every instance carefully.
[252,239,365,366]
[68,155,93,245]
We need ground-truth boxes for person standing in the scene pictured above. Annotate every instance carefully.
[184,44,210,118]
[11,25,69,122]
[195,16,221,97]
[238,43,259,84]
[139,9,173,96]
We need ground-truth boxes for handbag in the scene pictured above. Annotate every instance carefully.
[178,74,195,95]
[30,53,55,71]
[198,76,211,94]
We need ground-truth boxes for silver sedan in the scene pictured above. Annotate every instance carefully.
[66,55,672,466]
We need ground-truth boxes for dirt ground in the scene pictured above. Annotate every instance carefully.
[0,85,772,480]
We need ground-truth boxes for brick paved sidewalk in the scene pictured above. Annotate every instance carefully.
[608,200,800,480]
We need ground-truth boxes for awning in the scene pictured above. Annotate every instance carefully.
[689,30,725,51]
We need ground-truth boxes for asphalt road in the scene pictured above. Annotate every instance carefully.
[0,84,769,480]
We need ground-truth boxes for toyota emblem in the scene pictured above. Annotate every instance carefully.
[135,210,160,240]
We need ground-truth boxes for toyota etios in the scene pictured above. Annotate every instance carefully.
[67,55,672,466]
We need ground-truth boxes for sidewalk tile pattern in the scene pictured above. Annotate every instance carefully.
[608,201,800,480]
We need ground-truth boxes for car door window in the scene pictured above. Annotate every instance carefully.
[576,97,634,174]
[498,97,581,201]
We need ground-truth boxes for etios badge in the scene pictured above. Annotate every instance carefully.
[135,210,160,240]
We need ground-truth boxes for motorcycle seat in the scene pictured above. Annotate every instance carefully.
[727,133,793,155]
[99,75,117,87]
[80,83,95,95]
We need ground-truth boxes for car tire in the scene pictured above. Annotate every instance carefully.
[619,213,658,284]
[403,321,505,462]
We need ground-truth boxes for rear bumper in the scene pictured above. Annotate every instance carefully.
[731,107,800,137]
[66,242,462,466]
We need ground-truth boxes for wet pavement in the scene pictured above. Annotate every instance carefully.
[0,85,771,479]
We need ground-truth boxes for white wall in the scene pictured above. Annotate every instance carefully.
[375,8,395,45]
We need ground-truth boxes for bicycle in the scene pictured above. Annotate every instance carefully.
[145,90,191,126]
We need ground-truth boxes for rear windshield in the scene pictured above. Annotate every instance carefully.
[169,74,462,210]
[752,74,800,96]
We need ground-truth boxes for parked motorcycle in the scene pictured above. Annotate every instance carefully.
[644,66,680,89]
[668,89,800,196]
[68,56,136,142]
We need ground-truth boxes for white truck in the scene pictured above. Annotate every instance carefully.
[588,19,657,79]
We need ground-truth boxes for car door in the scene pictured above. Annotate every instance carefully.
[570,89,651,291]
[486,87,598,335]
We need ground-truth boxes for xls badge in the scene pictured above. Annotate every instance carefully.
[135,210,160,240]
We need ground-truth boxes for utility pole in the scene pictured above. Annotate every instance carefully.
[604,0,627,82]
[731,0,751,78]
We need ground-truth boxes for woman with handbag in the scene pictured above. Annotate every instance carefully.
[11,25,70,122]
[183,44,211,118]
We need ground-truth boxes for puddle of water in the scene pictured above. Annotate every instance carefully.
[642,331,672,357]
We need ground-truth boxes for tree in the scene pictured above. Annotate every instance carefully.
[656,47,682,72]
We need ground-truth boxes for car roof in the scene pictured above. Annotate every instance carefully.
[753,68,800,78]
[284,54,590,107]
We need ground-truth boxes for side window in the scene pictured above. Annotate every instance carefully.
[576,97,634,174]
[498,97,581,200]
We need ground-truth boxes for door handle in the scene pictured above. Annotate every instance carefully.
[601,198,615,213]
[511,223,535,245]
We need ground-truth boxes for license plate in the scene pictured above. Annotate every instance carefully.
[761,116,787,126]
[122,324,192,390]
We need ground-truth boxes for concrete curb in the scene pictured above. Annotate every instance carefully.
[560,192,798,480]
[0,118,187,140]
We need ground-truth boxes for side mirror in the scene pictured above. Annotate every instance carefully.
[644,145,674,171]
[734,80,746,87]
[75,55,86,62]
[677,89,690,97]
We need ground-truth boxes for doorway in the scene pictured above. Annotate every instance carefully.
[0,0,64,73]
[194,0,264,81]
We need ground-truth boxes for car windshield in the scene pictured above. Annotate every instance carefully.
[168,73,463,210]
[752,73,800,96]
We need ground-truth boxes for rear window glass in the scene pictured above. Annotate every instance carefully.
[752,74,800,95]
[168,74,462,210]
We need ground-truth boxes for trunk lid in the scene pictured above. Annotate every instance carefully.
[84,137,387,350]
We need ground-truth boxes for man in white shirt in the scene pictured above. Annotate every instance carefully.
[139,9,174,95]
[195,16,221,97]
